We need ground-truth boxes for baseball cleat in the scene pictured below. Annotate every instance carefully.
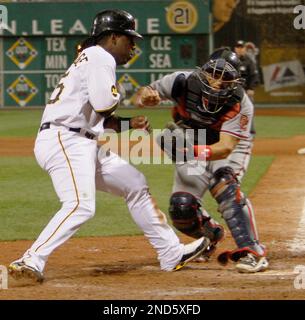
[8,261,44,283]
[235,253,269,273]
[194,243,218,262]
[172,237,211,271]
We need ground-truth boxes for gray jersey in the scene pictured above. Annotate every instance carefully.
[151,71,266,259]
[150,71,254,142]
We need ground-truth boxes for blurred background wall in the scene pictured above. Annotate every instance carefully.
[0,0,304,107]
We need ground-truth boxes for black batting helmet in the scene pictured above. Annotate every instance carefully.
[91,9,143,39]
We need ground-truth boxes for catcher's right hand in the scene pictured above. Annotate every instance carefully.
[133,86,161,108]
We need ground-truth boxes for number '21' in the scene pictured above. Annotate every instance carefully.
[174,8,190,25]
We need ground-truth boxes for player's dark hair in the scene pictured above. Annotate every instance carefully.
[78,31,118,53]
[78,36,96,53]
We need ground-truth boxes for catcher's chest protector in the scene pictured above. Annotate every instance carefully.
[173,74,243,145]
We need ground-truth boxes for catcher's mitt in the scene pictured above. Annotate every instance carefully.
[156,121,195,162]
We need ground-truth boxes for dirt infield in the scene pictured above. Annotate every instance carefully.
[1,111,305,299]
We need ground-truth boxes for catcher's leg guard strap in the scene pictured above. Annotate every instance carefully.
[169,191,224,242]
[209,166,264,255]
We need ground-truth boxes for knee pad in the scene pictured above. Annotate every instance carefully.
[210,167,240,205]
[169,192,224,242]
[209,166,261,252]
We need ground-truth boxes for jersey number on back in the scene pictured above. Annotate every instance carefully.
[48,71,69,104]
[48,52,88,105]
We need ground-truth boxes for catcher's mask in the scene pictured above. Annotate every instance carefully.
[195,58,241,114]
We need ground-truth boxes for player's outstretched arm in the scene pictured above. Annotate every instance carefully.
[133,86,161,108]
[194,133,239,161]
[104,114,152,133]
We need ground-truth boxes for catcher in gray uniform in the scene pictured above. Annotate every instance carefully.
[135,53,269,273]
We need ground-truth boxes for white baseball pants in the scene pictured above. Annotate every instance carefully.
[18,126,183,272]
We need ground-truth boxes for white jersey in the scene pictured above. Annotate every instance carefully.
[41,46,120,136]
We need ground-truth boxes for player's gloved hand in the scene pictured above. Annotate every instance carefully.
[156,122,195,162]
[130,115,152,134]
[133,86,161,107]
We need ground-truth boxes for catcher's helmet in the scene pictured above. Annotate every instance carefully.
[91,9,142,39]
[196,58,241,113]
[209,47,241,71]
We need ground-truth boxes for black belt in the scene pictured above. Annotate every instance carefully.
[39,122,96,140]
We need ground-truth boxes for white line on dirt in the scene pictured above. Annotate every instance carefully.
[287,197,305,253]
[252,270,295,277]
[144,287,217,296]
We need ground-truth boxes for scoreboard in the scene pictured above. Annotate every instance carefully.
[0,1,211,107]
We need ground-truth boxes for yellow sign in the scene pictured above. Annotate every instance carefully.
[118,74,140,106]
[166,1,198,33]
[6,38,38,70]
[7,75,38,106]
[123,44,142,69]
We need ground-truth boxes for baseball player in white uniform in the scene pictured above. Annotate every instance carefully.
[135,53,269,273]
[8,9,210,283]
